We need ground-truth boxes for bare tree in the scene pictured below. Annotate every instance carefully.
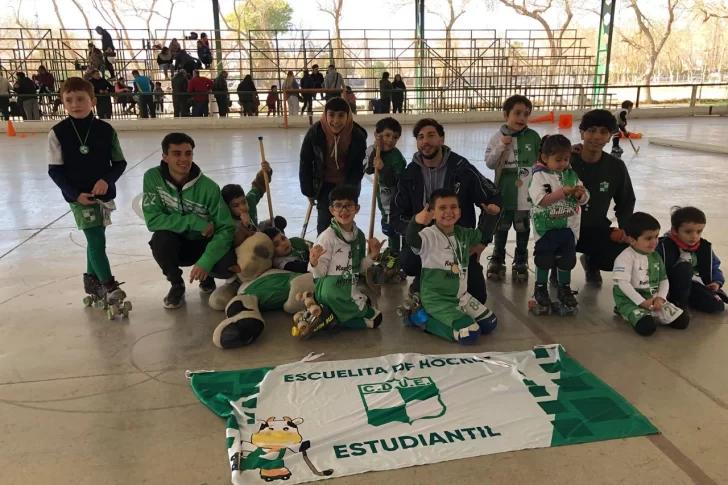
[694,0,728,21]
[497,0,575,56]
[317,0,345,67]
[626,0,684,102]
[69,0,95,38]
[50,0,68,36]
[118,0,184,43]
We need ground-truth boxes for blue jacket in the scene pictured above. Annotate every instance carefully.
[133,75,153,93]
[656,236,725,287]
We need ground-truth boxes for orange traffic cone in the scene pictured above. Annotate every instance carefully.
[19,133,26,138]
[530,111,555,123]
[7,120,16,137]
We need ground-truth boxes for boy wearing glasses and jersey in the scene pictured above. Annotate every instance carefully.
[309,185,384,331]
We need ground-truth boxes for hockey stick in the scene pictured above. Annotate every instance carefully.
[368,143,381,240]
[627,136,640,154]
[257,136,275,219]
[300,200,314,239]
[302,450,333,477]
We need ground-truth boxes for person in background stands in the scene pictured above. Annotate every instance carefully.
[187,69,213,117]
[34,66,55,109]
[15,72,40,120]
[213,70,229,117]
[154,82,165,113]
[87,44,104,74]
[323,64,344,100]
[300,69,314,115]
[345,86,357,114]
[168,38,181,61]
[0,72,12,120]
[95,26,116,79]
[265,85,279,117]
[132,70,155,119]
[311,64,324,100]
[392,74,406,113]
[89,70,113,119]
[283,70,300,118]
[157,47,173,80]
[237,74,258,117]
[379,71,393,114]
[171,68,189,117]
[197,39,212,69]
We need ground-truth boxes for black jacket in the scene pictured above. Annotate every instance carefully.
[301,74,314,90]
[15,77,38,100]
[311,72,324,89]
[391,149,501,236]
[569,152,635,229]
[171,74,188,94]
[299,121,368,198]
[392,80,406,102]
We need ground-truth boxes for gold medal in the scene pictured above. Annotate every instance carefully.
[515,179,523,187]
[451,264,460,274]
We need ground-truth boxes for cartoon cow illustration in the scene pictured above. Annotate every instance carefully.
[232,416,333,482]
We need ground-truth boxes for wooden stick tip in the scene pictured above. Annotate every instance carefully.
[258,136,263,140]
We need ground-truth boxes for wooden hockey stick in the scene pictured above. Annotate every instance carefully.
[257,136,275,219]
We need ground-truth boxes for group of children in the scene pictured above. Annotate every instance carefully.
[48,76,726,345]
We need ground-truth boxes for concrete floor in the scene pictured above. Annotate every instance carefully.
[1,117,727,485]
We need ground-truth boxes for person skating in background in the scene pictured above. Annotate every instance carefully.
[611,100,634,158]
[131,69,155,119]
[365,117,407,254]
[656,206,728,316]
[484,94,541,282]
[569,109,636,286]
[379,72,393,114]
[89,70,113,119]
[187,69,213,117]
[213,70,229,117]
[299,97,368,235]
[392,74,406,113]
[528,134,589,314]
[613,212,690,336]
[48,77,128,306]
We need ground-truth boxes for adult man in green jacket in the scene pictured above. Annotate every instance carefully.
[143,132,236,309]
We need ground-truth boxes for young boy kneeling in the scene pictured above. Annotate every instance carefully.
[309,185,384,330]
[406,188,499,344]
[656,206,727,315]
[613,212,690,336]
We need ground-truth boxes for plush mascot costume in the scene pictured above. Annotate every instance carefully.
[209,232,314,349]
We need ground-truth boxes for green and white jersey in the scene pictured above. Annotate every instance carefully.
[417,225,482,308]
[613,247,668,302]
[484,128,541,211]
[310,223,374,322]
[273,237,311,270]
[528,166,589,242]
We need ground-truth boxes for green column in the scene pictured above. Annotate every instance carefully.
[593,0,616,108]
[415,0,425,111]
[212,0,223,74]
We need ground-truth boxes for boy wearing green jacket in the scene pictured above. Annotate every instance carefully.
[143,132,236,309]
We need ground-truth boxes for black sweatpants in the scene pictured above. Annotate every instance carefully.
[149,231,237,285]
[139,94,156,119]
[575,225,628,271]
[316,183,336,236]
[400,242,488,304]
[666,260,725,313]
[216,95,229,117]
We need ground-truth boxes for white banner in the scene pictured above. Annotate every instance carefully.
[190,344,656,484]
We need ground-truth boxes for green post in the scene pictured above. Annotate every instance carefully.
[212,0,223,74]
[415,0,425,111]
[593,0,616,108]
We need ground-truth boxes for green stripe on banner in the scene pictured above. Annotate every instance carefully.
[190,345,657,485]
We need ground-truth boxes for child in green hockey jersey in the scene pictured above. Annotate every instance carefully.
[528,134,590,313]
[364,117,407,252]
[613,212,690,336]
[406,188,499,344]
[485,94,541,281]
[263,227,311,274]
[309,185,384,330]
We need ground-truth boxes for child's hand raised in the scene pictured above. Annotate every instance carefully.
[415,203,434,225]
[309,245,327,267]
[368,237,385,259]
[481,203,501,215]
[373,156,384,171]
[261,160,272,174]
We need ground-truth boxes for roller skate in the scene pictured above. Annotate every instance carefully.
[610,145,623,158]
[84,276,132,320]
[554,284,579,316]
[380,248,406,284]
[291,291,338,340]
[512,249,529,282]
[528,283,552,316]
[486,248,506,281]
[397,292,428,330]
[82,273,102,307]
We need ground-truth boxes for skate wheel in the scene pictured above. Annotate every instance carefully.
[96,300,106,310]
[309,305,322,317]
[293,311,305,324]
[298,321,310,338]
[302,291,314,300]
[106,309,114,320]
[304,297,317,308]
[83,297,92,307]
[123,301,132,312]
[396,307,407,317]
[403,300,413,310]
[531,305,541,316]
[295,292,305,302]
[291,326,299,337]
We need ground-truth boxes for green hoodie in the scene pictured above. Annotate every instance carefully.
[143,161,235,272]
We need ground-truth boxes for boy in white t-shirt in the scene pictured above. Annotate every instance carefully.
[613,212,690,336]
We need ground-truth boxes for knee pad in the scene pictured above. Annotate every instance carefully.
[225,294,259,318]
[478,312,498,335]
[634,316,657,337]
[453,323,481,345]
[534,252,555,270]
[556,253,577,271]
[513,211,530,232]
[669,312,690,330]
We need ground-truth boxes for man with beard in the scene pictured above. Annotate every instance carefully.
[391,118,502,304]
